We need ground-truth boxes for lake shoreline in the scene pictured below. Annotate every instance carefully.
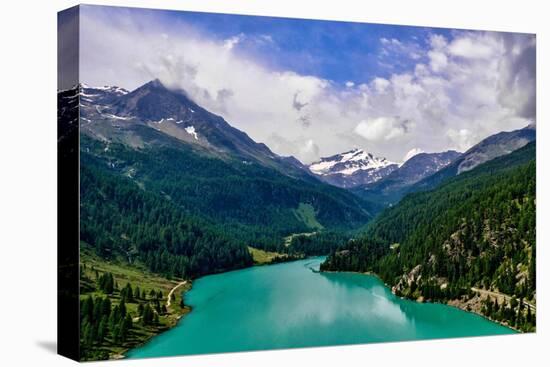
[123,255,324,358]
[125,257,517,359]
[118,284,195,359]
[79,247,199,361]
[124,257,328,358]
[121,257,306,359]
[320,269,521,333]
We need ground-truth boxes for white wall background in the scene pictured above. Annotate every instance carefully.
[0,0,547,366]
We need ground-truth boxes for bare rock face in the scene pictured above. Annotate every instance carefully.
[457,126,536,174]
[392,264,423,296]
[413,124,536,193]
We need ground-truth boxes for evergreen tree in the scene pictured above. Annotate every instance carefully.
[142,304,154,325]
[320,148,536,331]
[97,316,109,344]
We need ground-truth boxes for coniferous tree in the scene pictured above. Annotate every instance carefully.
[142,304,154,325]
[97,316,109,344]
[320,151,536,331]
[119,299,126,319]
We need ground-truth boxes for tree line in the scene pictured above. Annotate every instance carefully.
[80,156,254,279]
[80,271,178,360]
[322,143,536,331]
[80,135,373,255]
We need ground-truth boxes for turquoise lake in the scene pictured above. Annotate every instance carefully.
[127,257,515,358]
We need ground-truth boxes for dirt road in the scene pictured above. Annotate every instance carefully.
[166,281,187,308]
[471,287,536,312]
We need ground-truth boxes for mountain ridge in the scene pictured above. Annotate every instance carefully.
[352,124,535,207]
[352,150,461,206]
[412,124,536,193]
[321,141,536,332]
[308,148,398,188]
[79,80,317,182]
[70,81,380,257]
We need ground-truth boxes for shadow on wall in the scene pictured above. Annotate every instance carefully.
[36,340,57,354]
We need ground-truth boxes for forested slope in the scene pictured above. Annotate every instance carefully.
[321,142,536,331]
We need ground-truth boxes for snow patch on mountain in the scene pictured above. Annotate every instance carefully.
[308,148,399,188]
[104,113,131,121]
[81,84,129,96]
[309,148,395,176]
[185,126,199,140]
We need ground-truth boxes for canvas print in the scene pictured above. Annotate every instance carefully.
[57,4,536,361]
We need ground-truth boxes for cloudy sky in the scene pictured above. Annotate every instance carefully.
[75,5,535,164]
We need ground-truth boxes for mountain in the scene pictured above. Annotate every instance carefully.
[321,141,536,332]
[80,79,314,181]
[81,83,129,104]
[353,125,536,207]
[308,148,398,188]
[412,125,536,193]
[379,150,461,188]
[457,124,535,174]
[74,80,378,266]
[352,150,461,205]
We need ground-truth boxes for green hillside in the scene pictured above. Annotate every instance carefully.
[81,135,374,252]
[78,245,192,360]
[321,142,536,331]
[80,129,380,281]
[81,154,254,279]
[293,203,324,231]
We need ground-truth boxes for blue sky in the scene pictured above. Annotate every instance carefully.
[74,5,535,163]
[80,5,453,88]
[156,9,452,84]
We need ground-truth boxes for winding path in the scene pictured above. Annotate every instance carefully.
[130,281,188,322]
[471,287,536,312]
[166,281,187,308]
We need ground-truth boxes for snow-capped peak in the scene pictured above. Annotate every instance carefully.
[99,85,130,95]
[309,148,395,176]
[79,83,129,96]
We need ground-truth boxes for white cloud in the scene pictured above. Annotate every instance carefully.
[430,34,448,50]
[223,33,244,50]
[372,77,390,93]
[79,8,535,164]
[266,134,320,163]
[403,148,424,162]
[446,128,475,152]
[448,36,494,59]
[497,34,536,120]
[428,50,448,72]
[345,81,355,88]
[378,37,425,67]
[354,117,408,141]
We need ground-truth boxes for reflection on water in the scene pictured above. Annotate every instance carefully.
[127,257,514,359]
